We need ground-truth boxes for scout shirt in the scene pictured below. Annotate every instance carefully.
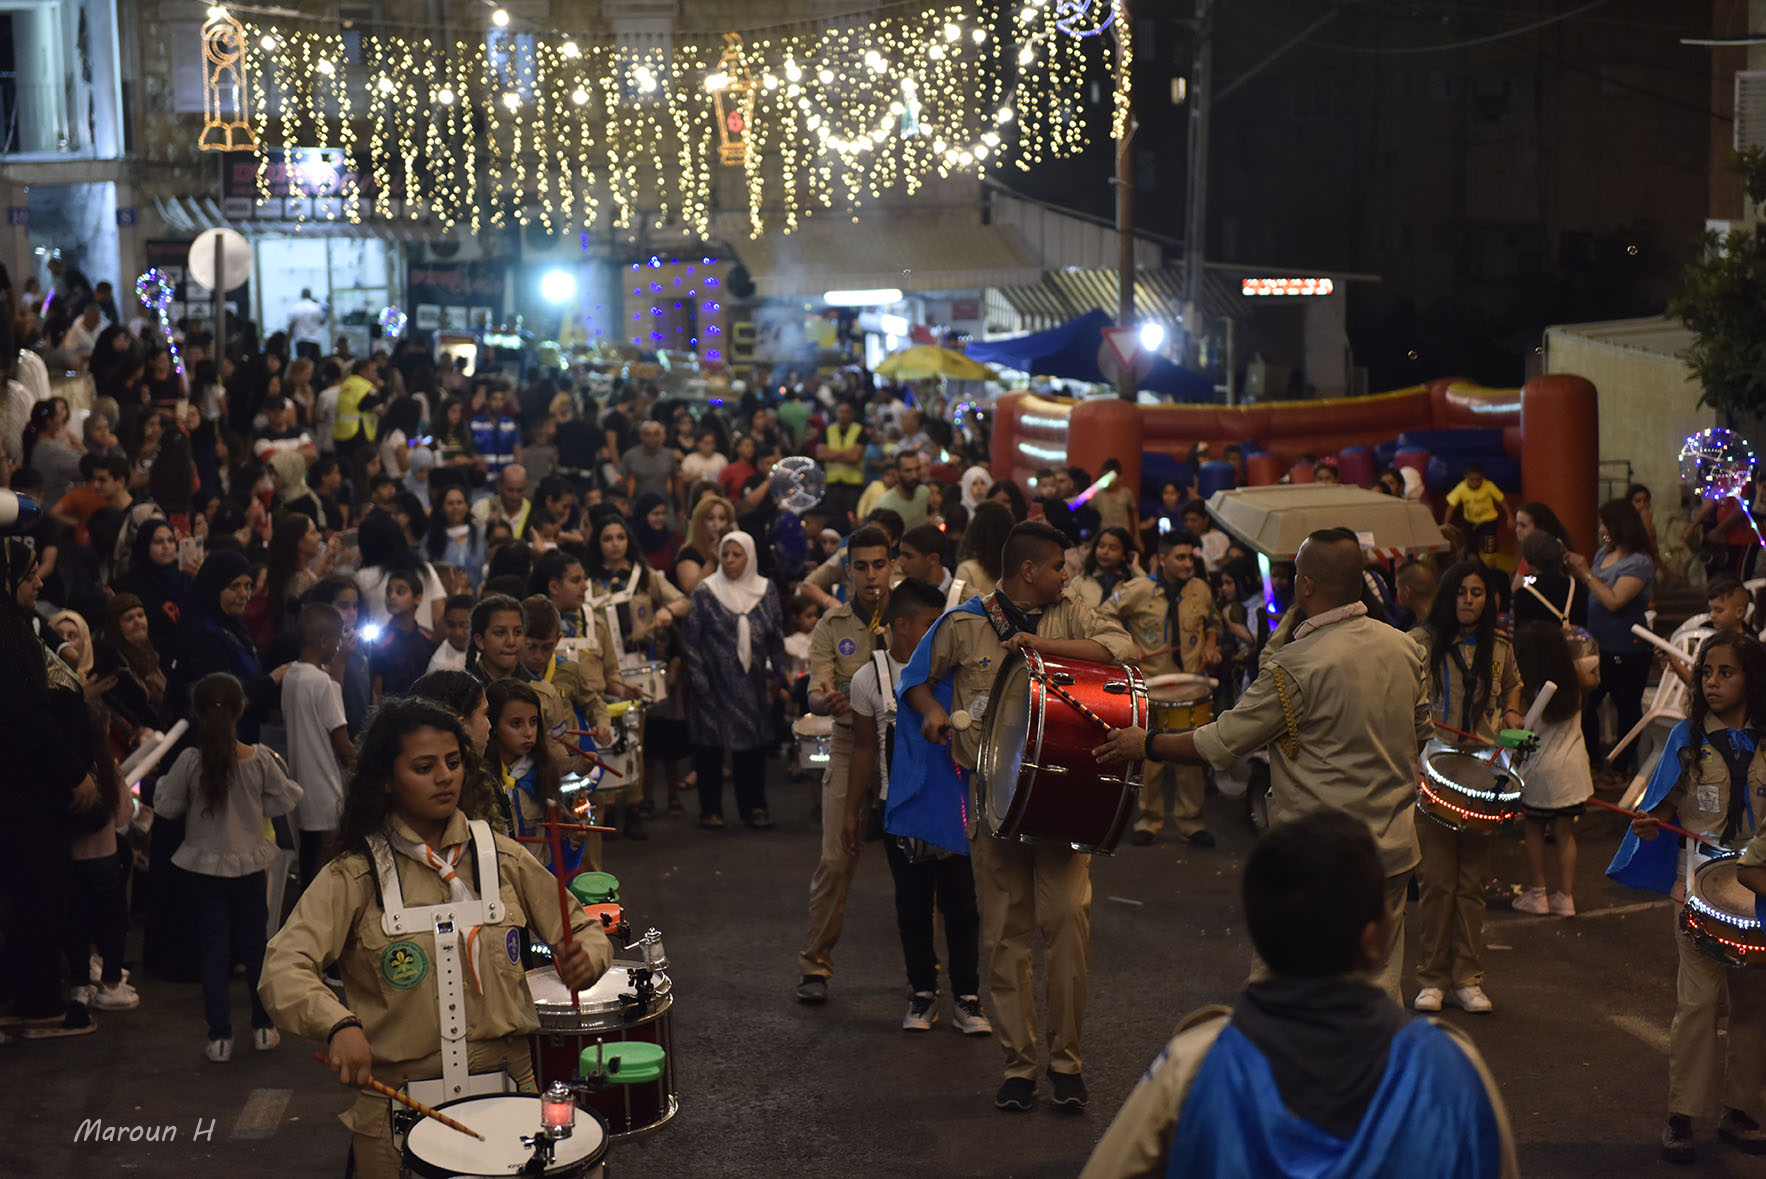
[809,597,886,750]
[923,592,1135,774]
[259,810,612,1131]
[1100,574,1217,679]
[590,566,686,659]
[1077,1005,1518,1179]
[1409,628,1519,747]
[1610,714,1766,897]
[1192,607,1434,878]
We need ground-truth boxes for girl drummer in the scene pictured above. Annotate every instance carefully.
[1608,631,1766,1163]
[581,514,689,665]
[1410,562,1522,1018]
[260,697,610,1179]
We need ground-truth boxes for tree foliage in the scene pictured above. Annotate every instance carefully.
[1669,149,1766,418]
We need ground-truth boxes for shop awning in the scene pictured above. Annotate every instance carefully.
[149,194,443,241]
[989,266,1243,336]
[966,308,1214,401]
[733,214,1042,298]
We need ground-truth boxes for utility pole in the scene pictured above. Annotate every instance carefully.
[1182,0,1213,371]
[1114,0,1136,401]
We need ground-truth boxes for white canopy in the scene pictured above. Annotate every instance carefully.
[1205,484,1447,561]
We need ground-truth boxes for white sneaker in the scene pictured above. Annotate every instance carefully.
[89,955,130,986]
[1451,985,1494,1013]
[1412,987,1444,1013]
[90,982,140,1011]
[252,1027,280,1051]
[69,984,95,1009]
[1511,887,1549,915]
[953,995,992,1036]
[205,1037,233,1063]
[902,991,938,1031]
[1548,891,1576,917]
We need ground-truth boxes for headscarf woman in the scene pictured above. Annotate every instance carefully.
[959,465,992,515]
[100,591,167,732]
[169,549,288,743]
[681,530,786,829]
[119,518,194,654]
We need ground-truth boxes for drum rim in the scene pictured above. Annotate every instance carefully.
[1686,854,1764,931]
[401,1093,610,1177]
[607,1094,680,1143]
[978,651,1042,839]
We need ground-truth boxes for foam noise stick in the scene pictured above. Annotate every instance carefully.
[122,720,190,788]
[1521,681,1558,733]
[1066,468,1117,510]
[949,710,973,731]
[1630,624,1690,664]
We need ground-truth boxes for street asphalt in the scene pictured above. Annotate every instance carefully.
[3,760,1761,1178]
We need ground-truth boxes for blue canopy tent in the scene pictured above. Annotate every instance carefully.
[966,309,1215,402]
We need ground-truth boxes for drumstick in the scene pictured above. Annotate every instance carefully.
[545,800,582,1013]
[1040,678,1114,734]
[560,742,624,777]
[949,710,973,731]
[1431,720,1481,742]
[310,1052,485,1141]
[1585,796,1722,849]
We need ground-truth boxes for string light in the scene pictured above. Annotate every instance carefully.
[234,3,1122,234]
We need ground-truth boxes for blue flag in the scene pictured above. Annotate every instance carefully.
[888,596,987,855]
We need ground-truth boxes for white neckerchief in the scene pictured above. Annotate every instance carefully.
[1292,600,1368,641]
[385,827,488,995]
[702,531,768,670]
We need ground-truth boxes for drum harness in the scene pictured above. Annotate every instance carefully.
[591,565,645,664]
[367,820,512,1107]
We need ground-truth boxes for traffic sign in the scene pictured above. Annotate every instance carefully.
[1098,325,1152,386]
[188,227,251,293]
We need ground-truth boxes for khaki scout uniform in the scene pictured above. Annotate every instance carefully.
[1661,716,1766,1120]
[1078,1004,1519,1179]
[556,607,627,735]
[797,597,886,979]
[922,593,1133,1080]
[1191,607,1433,1002]
[1101,575,1218,838]
[260,811,611,1179]
[1409,629,1519,994]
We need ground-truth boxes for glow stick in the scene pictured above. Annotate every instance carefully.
[1066,469,1117,509]
[1521,681,1557,732]
[123,720,189,788]
[1630,624,1691,664]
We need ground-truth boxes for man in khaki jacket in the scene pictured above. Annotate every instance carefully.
[795,525,895,1004]
[1101,531,1220,847]
[1095,527,1433,1002]
[1081,811,1517,1179]
[903,521,1134,1114]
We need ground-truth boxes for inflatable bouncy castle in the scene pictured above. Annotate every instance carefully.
[989,376,1599,554]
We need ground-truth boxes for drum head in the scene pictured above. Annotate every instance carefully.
[793,714,834,736]
[529,962,670,1027]
[1427,753,1505,791]
[1149,683,1210,705]
[1691,858,1761,926]
[983,659,1033,830]
[404,1094,606,1175]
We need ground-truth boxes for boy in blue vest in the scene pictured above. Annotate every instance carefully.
[1081,810,1517,1179]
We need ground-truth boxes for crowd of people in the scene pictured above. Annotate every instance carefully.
[5,258,1766,1175]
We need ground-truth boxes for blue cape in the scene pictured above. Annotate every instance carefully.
[888,597,986,855]
[1168,1021,1504,1179]
[1606,719,1756,898]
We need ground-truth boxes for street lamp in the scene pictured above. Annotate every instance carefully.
[540,269,577,305]
[1138,322,1166,353]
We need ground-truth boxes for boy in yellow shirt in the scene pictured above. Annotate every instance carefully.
[1445,461,1511,560]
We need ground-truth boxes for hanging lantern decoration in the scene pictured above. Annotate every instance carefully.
[135,269,186,378]
[706,33,758,167]
[379,306,409,339]
[198,6,258,152]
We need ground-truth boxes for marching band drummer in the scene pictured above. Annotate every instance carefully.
[898,521,1135,1114]
[260,697,611,1179]
[1408,562,1521,1017]
[1093,528,1433,1005]
[794,525,896,1006]
[1098,530,1220,848]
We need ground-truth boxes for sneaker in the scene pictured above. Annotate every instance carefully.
[953,995,993,1036]
[795,975,828,1005]
[902,991,938,1031]
[1661,1113,1695,1163]
[89,955,130,986]
[1048,1070,1089,1114]
[21,1005,96,1039]
[1718,1108,1766,1154]
[1412,987,1444,1013]
[1451,985,1494,1013]
[994,1077,1036,1112]
[90,982,140,1011]
[252,1026,281,1051]
[1128,829,1156,846]
[205,1037,233,1063]
[1186,830,1216,849]
[1548,891,1577,917]
[746,809,774,829]
[69,984,95,1008]
[700,814,724,829]
[1511,887,1549,915]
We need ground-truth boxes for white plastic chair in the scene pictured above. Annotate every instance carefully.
[1616,627,1713,810]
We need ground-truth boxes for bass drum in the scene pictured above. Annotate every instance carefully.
[976,649,1147,854]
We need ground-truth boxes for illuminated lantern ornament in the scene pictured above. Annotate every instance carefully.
[379,306,409,339]
[1054,0,1117,36]
[708,33,758,167]
[198,6,258,152]
[1679,427,1756,500]
[135,269,186,378]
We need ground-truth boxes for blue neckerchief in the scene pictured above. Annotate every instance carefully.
[1607,719,1758,894]
[1166,1021,1503,1179]
[888,595,985,855]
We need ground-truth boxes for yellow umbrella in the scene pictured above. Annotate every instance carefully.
[875,345,995,382]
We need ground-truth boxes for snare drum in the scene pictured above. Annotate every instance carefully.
[792,714,834,774]
[1145,673,1214,732]
[528,962,678,1139]
[621,659,669,704]
[1416,738,1524,834]
[976,650,1149,854]
[1681,854,1766,968]
[592,700,643,788]
[400,1094,608,1178]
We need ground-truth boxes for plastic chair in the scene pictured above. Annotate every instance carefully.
[1616,627,1712,810]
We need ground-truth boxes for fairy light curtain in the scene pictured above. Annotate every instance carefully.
[226,0,1127,237]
